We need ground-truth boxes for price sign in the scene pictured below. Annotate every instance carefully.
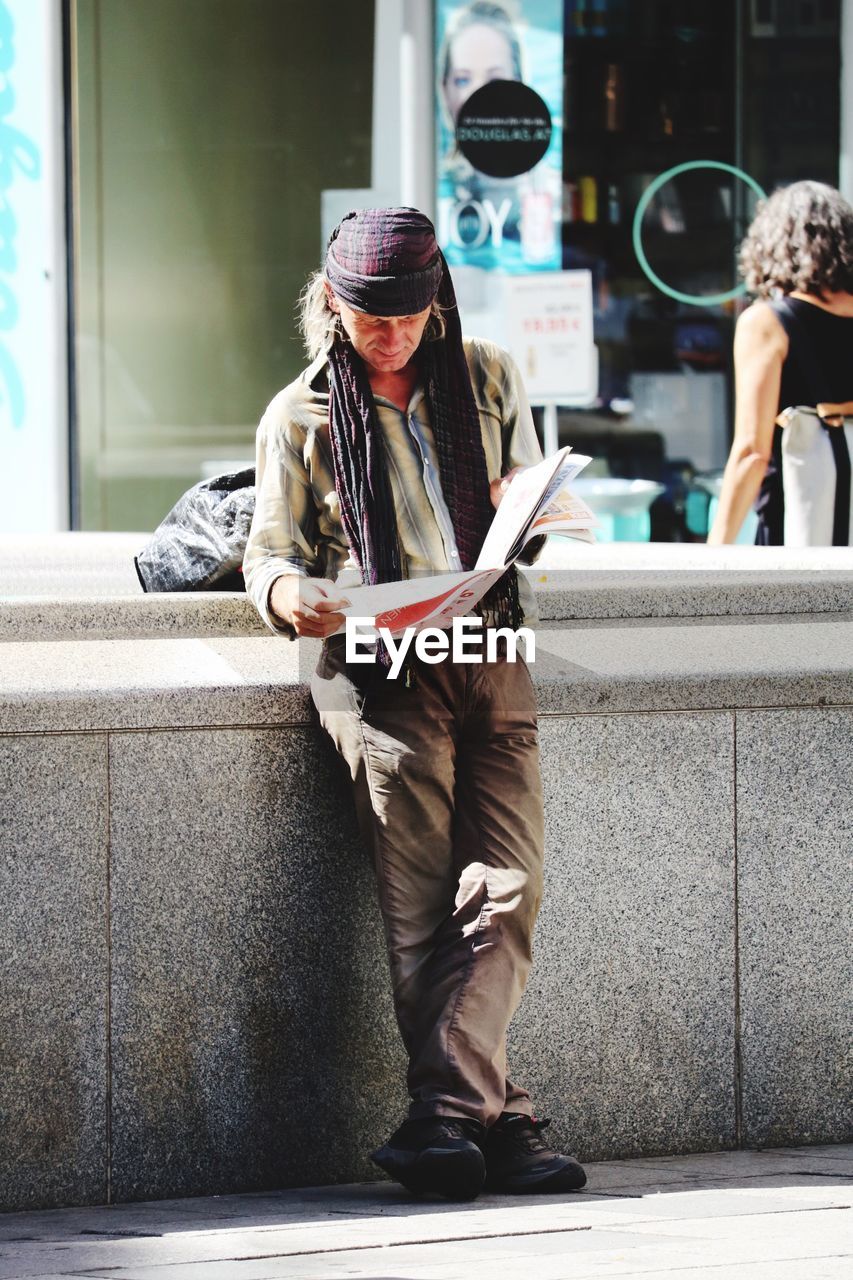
[504,270,596,403]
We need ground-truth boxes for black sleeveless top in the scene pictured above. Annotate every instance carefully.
[755,296,853,545]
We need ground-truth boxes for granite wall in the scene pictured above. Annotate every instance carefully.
[2,536,850,1209]
[1,690,849,1211]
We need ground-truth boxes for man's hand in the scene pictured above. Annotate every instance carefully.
[490,466,526,510]
[270,575,350,638]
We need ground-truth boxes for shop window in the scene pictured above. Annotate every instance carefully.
[560,0,841,540]
[72,0,373,531]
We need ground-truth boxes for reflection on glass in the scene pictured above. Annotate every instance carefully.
[72,0,374,532]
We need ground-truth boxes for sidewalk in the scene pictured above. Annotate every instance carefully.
[1,1146,850,1280]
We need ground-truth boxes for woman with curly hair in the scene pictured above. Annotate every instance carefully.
[708,180,853,545]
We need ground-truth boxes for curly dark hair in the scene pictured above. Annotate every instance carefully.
[739,181,853,299]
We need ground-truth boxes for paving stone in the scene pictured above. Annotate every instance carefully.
[767,1145,853,1161]
[0,1148,850,1280]
[33,1229,680,1279]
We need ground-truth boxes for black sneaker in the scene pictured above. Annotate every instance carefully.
[484,1113,587,1193]
[371,1116,486,1201]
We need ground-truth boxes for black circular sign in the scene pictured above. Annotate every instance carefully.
[455,80,552,179]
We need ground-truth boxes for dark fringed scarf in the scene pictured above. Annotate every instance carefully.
[324,208,522,649]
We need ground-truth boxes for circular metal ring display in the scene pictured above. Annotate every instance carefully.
[632,161,766,307]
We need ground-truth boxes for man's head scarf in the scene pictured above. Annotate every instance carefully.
[324,207,522,634]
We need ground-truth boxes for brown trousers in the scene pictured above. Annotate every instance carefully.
[311,635,544,1126]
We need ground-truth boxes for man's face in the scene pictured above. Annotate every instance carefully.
[330,293,433,375]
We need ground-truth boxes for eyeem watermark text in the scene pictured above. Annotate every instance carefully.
[345,616,535,680]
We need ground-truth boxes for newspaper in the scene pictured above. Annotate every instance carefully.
[337,447,595,638]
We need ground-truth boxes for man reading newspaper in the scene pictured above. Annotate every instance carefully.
[243,208,587,1200]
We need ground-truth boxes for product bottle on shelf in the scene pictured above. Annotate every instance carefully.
[563,180,581,223]
[750,0,777,38]
[659,92,675,138]
[608,0,628,37]
[604,63,624,131]
[590,0,608,37]
[579,175,598,223]
[521,190,556,264]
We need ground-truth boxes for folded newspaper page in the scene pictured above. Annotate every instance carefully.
[336,448,595,638]
[474,448,593,569]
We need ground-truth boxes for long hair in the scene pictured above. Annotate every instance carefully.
[739,181,853,299]
[297,270,447,361]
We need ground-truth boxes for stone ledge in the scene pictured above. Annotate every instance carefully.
[3,536,853,641]
[1,595,269,641]
[0,532,143,597]
[534,571,853,621]
[1,617,851,734]
[2,571,853,641]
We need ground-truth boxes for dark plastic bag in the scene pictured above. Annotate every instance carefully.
[135,468,256,592]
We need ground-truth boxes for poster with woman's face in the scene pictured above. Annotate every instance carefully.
[436,0,563,273]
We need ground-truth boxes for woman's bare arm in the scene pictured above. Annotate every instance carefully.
[707,302,788,545]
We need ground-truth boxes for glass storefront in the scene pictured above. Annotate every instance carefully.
[433,0,844,539]
[71,0,374,531]
[555,0,842,540]
[69,0,844,538]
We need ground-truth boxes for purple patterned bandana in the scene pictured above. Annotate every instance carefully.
[325,208,444,316]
